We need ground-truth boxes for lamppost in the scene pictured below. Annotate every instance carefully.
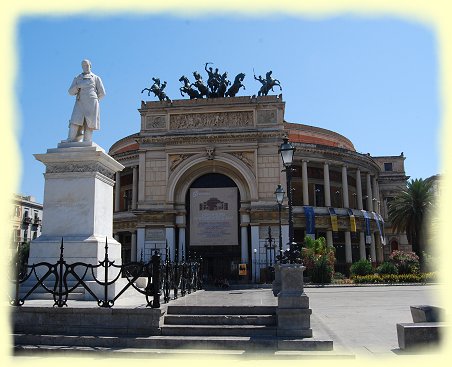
[278,137,297,264]
[253,248,258,283]
[274,184,285,263]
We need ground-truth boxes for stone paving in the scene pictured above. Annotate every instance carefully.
[13,283,445,358]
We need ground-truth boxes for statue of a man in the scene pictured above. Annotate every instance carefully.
[67,59,105,142]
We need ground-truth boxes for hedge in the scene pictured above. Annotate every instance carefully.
[351,272,436,284]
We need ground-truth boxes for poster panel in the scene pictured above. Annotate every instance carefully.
[190,187,238,246]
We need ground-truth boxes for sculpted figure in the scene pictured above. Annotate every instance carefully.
[226,73,246,97]
[67,59,105,142]
[141,77,172,102]
[254,69,282,96]
[192,71,209,98]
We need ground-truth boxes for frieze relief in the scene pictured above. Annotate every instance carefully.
[145,114,166,130]
[256,109,277,124]
[230,151,255,171]
[169,111,253,130]
[169,154,193,172]
[46,163,114,178]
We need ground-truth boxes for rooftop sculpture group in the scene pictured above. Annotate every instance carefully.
[142,63,281,102]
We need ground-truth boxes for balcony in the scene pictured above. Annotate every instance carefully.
[22,216,32,225]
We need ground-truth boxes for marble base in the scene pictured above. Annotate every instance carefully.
[277,264,312,337]
[29,141,124,283]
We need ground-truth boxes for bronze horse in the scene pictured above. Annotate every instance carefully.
[179,75,201,99]
[225,73,246,97]
[255,70,282,96]
[141,77,172,102]
[192,71,209,98]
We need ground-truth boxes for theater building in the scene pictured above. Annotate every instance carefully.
[109,95,408,281]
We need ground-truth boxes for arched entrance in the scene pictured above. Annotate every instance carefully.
[185,173,242,284]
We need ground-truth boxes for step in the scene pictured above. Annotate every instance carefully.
[14,344,353,358]
[166,305,276,315]
[17,292,85,301]
[164,314,276,326]
[161,324,276,337]
[13,333,336,352]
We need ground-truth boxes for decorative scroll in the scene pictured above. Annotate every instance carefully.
[304,206,315,239]
[169,111,253,130]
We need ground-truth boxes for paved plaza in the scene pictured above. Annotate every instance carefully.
[14,283,445,358]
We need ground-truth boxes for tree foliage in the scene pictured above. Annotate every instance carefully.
[388,178,434,259]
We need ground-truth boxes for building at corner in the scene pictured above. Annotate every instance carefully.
[109,95,409,281]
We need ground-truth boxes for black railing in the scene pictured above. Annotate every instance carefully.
[10,238,202,308]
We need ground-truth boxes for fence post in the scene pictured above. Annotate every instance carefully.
[152,250,161,308]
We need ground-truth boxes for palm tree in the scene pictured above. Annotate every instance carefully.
[388,178,434,261]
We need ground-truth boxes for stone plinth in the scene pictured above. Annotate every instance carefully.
[29,141,124,280]
[272,263,281,296]
[277,263,312,337]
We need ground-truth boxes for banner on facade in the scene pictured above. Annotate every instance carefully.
[190,187,238,246]
[373,212,386,246]
[304,206,315,236]
[347,208,357,233]
[328,207,338,232]
[362,210,372,244]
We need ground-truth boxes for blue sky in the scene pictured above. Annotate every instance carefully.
[17,14,440,203]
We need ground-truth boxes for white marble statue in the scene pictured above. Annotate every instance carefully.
[67,59,106,142]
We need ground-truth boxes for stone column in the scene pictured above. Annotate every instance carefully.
[251,225,260,282]
[359,232,366,260]
[137,227,145,261]
[165,227,176,262]
[324,163,333,247]
[366,173,373,211]
[341,165,349,208]
[324,162,331,206]
[345,231,352,264]
[356,168,363,210]
[114,172,121,212]
[326,231,333,247]
[132,165,138,210]
[302,160,309,206]
[241,226,249,262]
[370,233,377,264]
[375,233,383,263]
[372,176,379,212]
[178,226,186,261]
[138,151,146,202]
[131,231,137,261]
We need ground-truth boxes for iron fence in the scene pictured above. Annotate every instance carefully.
[10,238,202,308]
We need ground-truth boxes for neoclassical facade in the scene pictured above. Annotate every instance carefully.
[109,96,408,280]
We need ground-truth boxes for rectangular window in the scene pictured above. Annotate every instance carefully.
[384,162,393,171]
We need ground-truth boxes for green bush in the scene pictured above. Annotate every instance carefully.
[351,272,436,284]
[311,256,333,284]
[376,261,398,275]
[389,250,420,274]
[350,259,373,276]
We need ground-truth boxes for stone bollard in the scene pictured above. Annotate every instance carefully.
[277,263,312,337]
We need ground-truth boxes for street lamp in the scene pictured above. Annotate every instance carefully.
[278,138,297,263]
[274,184,285,263]
[253,248,257,283]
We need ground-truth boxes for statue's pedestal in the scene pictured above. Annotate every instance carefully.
[29,142,124,281]
[272,263,281,296]
[277,264,312,337]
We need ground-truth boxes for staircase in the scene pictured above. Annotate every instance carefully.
[157,305,333,351]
